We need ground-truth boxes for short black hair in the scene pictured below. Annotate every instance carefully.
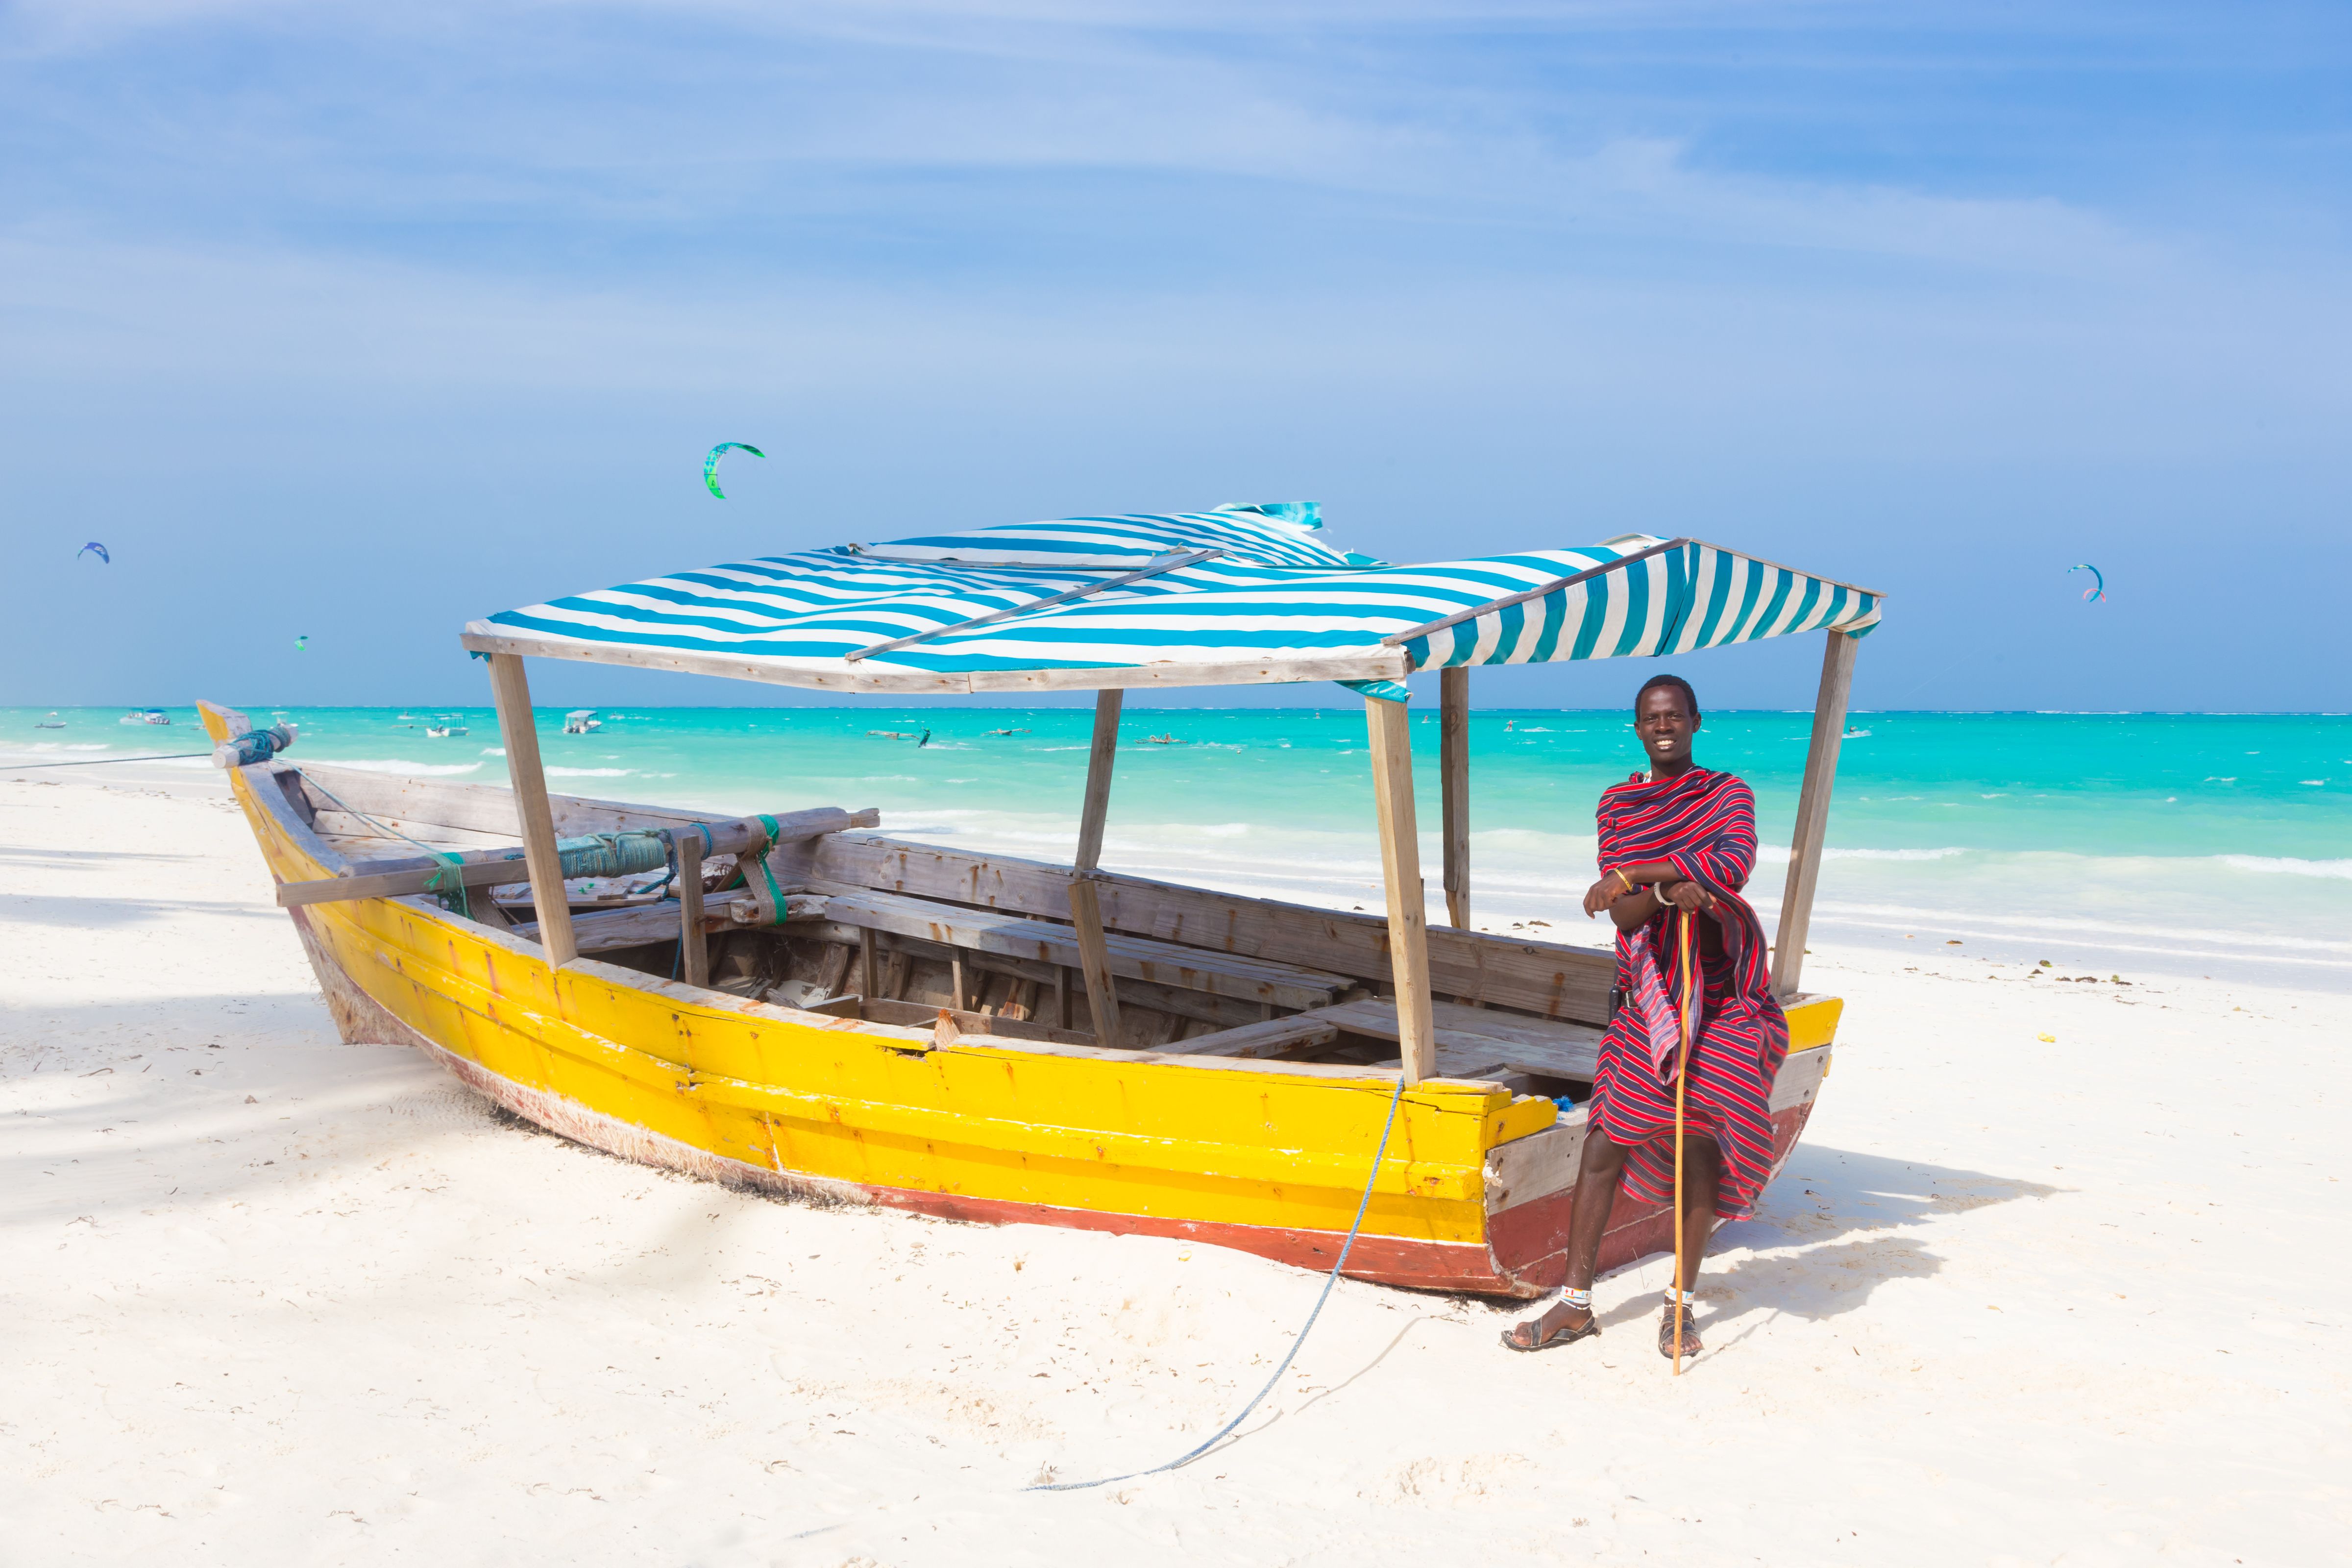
[1635,673,1700,718]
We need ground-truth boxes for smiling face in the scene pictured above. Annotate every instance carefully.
[1635,683,1700,771]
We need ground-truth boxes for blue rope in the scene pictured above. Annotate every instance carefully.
[1029,1077,1408,1493]
[630,821,717,899]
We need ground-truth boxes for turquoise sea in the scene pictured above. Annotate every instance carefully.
[8,706,2347,989]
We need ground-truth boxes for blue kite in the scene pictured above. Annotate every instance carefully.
[77,542,109,564]
[2068,563,2106,604]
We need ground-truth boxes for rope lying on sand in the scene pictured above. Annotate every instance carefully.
[1029,1076,1409,1493]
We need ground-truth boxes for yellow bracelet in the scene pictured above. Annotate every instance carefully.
[1613,867,1636,894]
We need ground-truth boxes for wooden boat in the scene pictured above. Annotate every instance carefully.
[208,511,1879,1296]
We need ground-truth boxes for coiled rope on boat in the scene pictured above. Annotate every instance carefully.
[1029,1076,1408,1493]
[553,831,669,880]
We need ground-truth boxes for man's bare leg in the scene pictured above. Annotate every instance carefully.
[1661,1134,1722,1356]
[1501,1126,1629,1348]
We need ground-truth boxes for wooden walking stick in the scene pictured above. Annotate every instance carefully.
[1672,905,1697,1376]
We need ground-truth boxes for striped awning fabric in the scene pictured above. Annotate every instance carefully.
[465,505,1882,699]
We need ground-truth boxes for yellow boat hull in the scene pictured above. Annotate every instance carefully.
[212,708,1837,1296]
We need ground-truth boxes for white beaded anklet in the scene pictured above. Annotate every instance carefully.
[1562,1287,1593,1311]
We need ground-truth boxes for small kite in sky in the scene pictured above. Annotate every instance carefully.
[77,542,109,564]
[2069,563,2106,604]
[295,635,310,652]
[703,442,765,500]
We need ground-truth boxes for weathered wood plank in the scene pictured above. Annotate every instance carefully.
[677,832,709,986]
[1315,997,1603,1080]
[792,921,1270,1025]
[813,885,1348,1012]
[812,939,851,1001]
[1168,1015,1343,1060]
[292,764,823,841]
[1366,696,1435,1084]
[1069,689,1124,1039]
[1771,630,1860,998]
[1483,1115,1586,1211]
[808,835,1616,1023]
[274,806,878,908]
[487,654,576,967]
[307,810,513,852]
[510,888,833,952]
[1440,664,1471,930]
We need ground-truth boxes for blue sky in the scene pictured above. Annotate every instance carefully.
[4,1,2347,711]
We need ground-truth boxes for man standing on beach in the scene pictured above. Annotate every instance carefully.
[1500,674,1789,1358]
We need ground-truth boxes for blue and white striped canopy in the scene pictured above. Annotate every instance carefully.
[464,505,1882,699]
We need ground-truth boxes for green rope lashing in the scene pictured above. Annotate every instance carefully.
[423,851,471,919]
[295,768,479,918]
[752,813,790,927]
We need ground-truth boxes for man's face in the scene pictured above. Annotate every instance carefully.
[1636,686,1698,768]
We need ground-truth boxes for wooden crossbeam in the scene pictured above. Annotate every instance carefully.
[273,807,878,908]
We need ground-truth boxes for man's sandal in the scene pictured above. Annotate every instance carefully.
[1657,1301,1703,1358]
[1500,1313,1601,1353]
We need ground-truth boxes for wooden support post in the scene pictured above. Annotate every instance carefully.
[1365,696,1435,1085]
[677,831,709,987]
[1439,665,1471,929]
[859,927,879,1001]
[1068,689,1123,1042]
[1771,630,1862,999]
[950,955,969,1012]
[486,653,577,968]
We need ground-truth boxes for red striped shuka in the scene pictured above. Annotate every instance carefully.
[1589,765,1790,1221]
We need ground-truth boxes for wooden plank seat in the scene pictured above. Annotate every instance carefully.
[801,836,1619,1026]
[810,884,1353,1013]
[510,890,830,953]
[1182,996,1604,1081]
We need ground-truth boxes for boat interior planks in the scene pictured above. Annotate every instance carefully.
[249,762,1619,1088]
[803,835,1617,1025]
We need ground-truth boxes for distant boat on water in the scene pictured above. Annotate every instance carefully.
[563,710,602,735]
[120,709,172,726]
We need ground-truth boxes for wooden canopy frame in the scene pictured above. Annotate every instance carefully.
[477,625,1859,1088]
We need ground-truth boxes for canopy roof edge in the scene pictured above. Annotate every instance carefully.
[460,624,1406,694]
[465,508,1884,700]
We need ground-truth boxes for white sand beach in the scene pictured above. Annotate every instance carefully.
[4,769,2344,1566]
